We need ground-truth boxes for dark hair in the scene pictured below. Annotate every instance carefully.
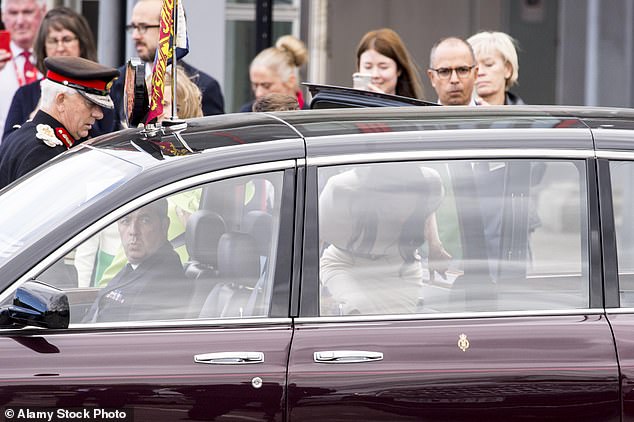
[33,7,98,74]
[356,28,424,100]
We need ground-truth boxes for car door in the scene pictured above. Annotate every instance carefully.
[0,164,295,421]
[288,142,619,421]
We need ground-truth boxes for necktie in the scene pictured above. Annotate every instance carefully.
[21,51,37,85]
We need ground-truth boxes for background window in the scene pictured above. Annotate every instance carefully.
[225,0,301,112]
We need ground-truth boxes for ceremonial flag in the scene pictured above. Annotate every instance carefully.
[146,0,189,124]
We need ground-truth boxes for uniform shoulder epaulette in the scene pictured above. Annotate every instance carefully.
[35,124,62,147]
[35,124,74,148]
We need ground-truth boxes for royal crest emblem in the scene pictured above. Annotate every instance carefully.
[35,124,62,147]
[457,333,470,352]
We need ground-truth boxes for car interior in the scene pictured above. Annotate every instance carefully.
[28,171,283,324]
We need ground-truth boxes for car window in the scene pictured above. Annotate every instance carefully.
[0,149,141,268]
[317,160,589,316]
[35,171,284,324]
[609,161,634,306]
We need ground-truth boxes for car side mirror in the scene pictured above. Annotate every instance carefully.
[0,280,69,329]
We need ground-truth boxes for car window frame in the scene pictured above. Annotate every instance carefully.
[300,135,603,319]
[0,160,298,329]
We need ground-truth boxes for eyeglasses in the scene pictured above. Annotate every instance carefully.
[45,36,78,47]
[429,65,476,79]
[125,23,160,34]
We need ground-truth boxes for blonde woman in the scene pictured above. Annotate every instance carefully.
[467,31,524,105]
[240,35,308,112]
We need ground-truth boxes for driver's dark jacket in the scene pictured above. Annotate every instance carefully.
[83,243,189,323]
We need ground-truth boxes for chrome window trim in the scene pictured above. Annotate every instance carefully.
[296,308,605,324]
[306,127,591,142]
[308,148,594,166]
[1,318,293,333]
[605,308,634,313]
[71,317,293,330]
[596,151,634,160]
[0,160,296,305]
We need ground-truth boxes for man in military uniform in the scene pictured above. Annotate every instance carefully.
[0,56,118,188]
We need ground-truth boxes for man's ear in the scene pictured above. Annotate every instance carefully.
[426,69,436,87]
[161,216,170,236]
[54,92,66,110]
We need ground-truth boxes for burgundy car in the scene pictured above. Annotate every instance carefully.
[0,89,632,421]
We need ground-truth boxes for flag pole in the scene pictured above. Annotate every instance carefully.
[170,0,179,120]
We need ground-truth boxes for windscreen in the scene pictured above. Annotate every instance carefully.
[0,149,142,267]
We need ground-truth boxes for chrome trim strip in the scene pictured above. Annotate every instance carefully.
[0,317,293,332]
[307,127,591,142]
[596,151,634,160]
[308,148,594,166]
[605,308,634,314]
[295,308,605,324]
[0,160,296,305]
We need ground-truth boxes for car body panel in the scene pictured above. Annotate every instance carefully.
[0,322,291,420]
[288,315,619,421]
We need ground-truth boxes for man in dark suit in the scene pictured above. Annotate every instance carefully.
[83,199,190,323]
[109,0,224,129]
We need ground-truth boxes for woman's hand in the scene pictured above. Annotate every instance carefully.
[428,241,452,281]
[365,83,385,93]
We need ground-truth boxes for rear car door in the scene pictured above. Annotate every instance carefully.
[288,128,619,421]
[598,134,634,421]
[0,163,295,420]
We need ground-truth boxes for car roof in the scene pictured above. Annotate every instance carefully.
[85,105,634,166]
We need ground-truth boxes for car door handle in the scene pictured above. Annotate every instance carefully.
[194,351,264,365]
[313,350,384,363]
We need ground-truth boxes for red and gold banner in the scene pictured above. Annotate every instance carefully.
[146,0,174,124]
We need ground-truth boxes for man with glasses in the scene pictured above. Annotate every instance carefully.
[0,56,118,188]
[109,0,224,129]
[427,37,478,106]
[0,0,46,137]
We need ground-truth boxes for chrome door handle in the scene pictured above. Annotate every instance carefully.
[313,350,384,363]
[194,351,264,365]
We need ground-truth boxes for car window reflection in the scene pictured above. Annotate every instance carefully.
[318,160,589,316]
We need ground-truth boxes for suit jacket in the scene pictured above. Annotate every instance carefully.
[109,61,225,131]
[2,79,117,142]
[83,242,190,323]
